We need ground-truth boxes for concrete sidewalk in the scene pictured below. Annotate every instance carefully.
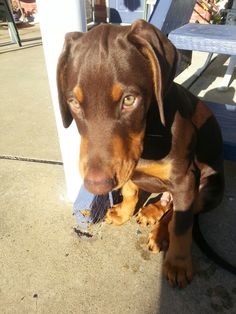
[0,24,236,314]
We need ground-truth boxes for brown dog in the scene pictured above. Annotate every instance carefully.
[57,20,224,287]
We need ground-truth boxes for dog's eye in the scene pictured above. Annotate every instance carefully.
[67,97,80,110]
[122,95,136,109]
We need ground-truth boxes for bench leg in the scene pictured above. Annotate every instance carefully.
[218,55,236,91]
[195,53,213,76]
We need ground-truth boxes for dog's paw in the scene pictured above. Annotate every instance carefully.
[105,204,131,226]
[137,202,168,227]
[147,222,170,253]
[163,252,193,288]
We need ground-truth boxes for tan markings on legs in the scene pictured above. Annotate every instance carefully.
[135,161,172,180]
[137,197,172,227]
[105,180,138,225]
[148,209,173,253]
[163,217,193,288]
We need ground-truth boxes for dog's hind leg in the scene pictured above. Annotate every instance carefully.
[137,192,173,227]
[148,208,173,253]
[194,172,224,214]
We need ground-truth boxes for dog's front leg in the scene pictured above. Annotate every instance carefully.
[164,171,196,288]
[105,180,139,225]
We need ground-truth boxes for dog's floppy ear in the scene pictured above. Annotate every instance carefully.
[57,32,83,128]
[128,20,178,126]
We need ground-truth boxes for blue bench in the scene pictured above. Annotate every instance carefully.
[169,23,236,55]
[206,101,236,161]
[169,23,236,90]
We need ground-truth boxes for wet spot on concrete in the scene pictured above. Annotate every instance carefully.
[122,263,129,270]
[141,251,151,261]
[196,263,217,280]
[73,227,93,238]
[206,285,233,312]
[122,263,141,273]
[135,236,151,261]
[132,265,139,273]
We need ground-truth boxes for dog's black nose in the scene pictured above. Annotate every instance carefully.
[84,172,116,195]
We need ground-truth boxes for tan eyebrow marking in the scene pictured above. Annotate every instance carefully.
[73,85,84,103]
[111,84,123,102]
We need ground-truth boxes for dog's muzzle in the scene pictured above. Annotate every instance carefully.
[84,171,117,195]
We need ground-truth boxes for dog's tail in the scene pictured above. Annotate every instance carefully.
[193,214,236,276]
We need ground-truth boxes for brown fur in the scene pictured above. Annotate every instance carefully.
[57,20,224,287]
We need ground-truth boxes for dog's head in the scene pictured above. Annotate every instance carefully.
[57,20,177,194]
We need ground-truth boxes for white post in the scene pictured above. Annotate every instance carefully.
[37,0,87,201]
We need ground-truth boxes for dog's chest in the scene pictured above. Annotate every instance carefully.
[142,132,172,160]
